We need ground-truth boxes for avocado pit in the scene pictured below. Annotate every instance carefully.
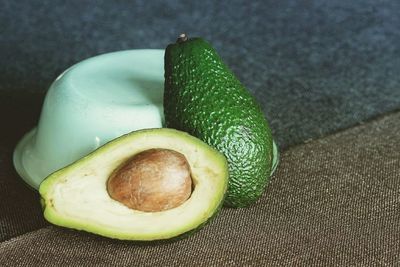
[107,149,192,212]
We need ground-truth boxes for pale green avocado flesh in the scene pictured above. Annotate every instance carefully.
[39,128,228,241]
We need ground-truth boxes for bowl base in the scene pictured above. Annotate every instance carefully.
[13,128,39,189]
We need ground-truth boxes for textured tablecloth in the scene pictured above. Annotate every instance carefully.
[1,0,399,266]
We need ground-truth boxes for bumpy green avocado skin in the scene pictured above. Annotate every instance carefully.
[164,37,274,207]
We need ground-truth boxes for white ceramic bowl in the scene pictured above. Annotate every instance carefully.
[14,49,165,189]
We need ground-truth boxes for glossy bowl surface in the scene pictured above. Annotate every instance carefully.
[14,49,165,189]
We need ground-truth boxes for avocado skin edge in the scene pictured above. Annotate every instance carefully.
[39,194,226,244]
[39,128,229,242]
[164,37,275,208]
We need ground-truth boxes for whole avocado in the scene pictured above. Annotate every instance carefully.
[164,34,276,207]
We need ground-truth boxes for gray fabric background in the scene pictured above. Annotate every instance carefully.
[1,0,400,147]
[0,0,399,265]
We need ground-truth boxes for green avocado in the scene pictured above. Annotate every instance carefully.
[164,35,277,207]
[39,128,228,241]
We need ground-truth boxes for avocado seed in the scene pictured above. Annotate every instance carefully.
[107,149,192,212]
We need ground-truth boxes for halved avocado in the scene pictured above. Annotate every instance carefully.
[39,128,228,241]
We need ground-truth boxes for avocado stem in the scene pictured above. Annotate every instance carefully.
[177,33,188,43]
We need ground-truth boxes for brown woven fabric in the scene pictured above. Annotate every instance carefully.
[0,93,46,241]
[0,111,399,266]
